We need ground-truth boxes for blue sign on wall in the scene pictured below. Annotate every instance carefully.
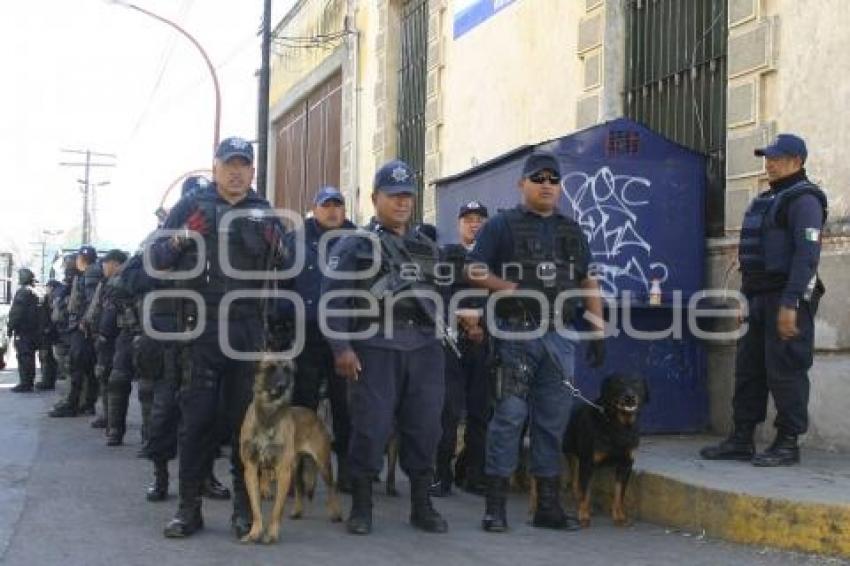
[453,0,519,39]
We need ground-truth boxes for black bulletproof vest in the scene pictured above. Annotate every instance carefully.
[354,224,441,327]
[498,207,587,320]
[173,193,273,318]
[739,181,827,275]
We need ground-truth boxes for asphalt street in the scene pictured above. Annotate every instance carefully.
[0,367,845,566]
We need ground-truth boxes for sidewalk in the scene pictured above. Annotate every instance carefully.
[612,435,850,558]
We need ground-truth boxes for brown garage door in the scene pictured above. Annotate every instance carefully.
[273,72,342,216]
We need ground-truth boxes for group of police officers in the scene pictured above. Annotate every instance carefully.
[5,131,826,541]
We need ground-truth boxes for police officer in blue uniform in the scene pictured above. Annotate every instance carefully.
[7,268,40,393]
[151,137,285,539]
[141,175,229,502]
[466,150,605,532]
[322,159,449,535]
[50,246,102,417]
[431,200,491,497]
[280,185,356,491]
[701,134,827,467]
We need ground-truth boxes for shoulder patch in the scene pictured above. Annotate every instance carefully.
[805,227,821,242]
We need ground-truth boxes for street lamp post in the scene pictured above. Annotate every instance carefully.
[107,0,222,157]
[36,230,63,283]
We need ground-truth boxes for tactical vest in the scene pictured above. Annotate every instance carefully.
[173,191,274,319]
[67,275,83,326]
[498,208,587,320]
[354,225,440,328]
[51,285,71,330]
[441,244,468,290]
[738,181,828,275]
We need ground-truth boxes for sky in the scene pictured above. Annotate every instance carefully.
[0,0,294,276]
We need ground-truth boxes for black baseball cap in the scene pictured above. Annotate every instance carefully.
[77,245,97,263]
[215,136,254,164]
[373,160,416,194]
[314,186,345,205]
[102,249,128,264]
[522,150,561,178]
[458,200,489,218]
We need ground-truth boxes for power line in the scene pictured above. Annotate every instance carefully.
[59,149,116,245]
[126,0,195,143]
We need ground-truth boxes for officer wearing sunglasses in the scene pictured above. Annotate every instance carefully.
[464,149,605,533]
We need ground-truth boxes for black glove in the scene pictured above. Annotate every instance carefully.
[585,338,605,369]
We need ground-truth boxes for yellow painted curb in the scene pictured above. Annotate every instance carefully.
[592,468,850,557]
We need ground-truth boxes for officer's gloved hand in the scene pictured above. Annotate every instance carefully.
[171,208,211,250]
[185,208,211,235]
[585,338,605,368]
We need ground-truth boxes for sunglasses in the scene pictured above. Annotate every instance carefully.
[527,173,561,185]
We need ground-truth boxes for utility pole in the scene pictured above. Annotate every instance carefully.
[59,149,116,245]
[257,0,272,198]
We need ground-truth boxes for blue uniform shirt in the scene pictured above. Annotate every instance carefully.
[280,216,356,325]
[320,219,441,355]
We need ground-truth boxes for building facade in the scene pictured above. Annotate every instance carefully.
[268,0,850,448]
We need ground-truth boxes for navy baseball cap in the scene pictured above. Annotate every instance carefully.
[373,160,416,194]
[522,150,561,178]
[755,133,808,162]
[314,186,345,205]
[77,245,97,262]
[102,249,128,264]
[458,200,489,218]
[181,175,210,197]
[215,137,254,164]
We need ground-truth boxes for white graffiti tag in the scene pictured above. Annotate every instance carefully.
[561,166,669,296]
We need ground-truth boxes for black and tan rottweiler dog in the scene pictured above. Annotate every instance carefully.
[239,356,343,544]
[563,372,649,527]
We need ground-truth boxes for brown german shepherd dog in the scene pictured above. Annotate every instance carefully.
[239,356,343,544]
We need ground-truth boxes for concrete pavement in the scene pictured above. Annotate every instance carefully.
[0,368,845,566]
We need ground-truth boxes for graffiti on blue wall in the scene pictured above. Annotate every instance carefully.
[453,0,519,39]
[561,166,669,297]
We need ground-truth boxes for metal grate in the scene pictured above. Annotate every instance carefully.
[397,0,428,222]
[625,0,728,236]
[606,130,641,156]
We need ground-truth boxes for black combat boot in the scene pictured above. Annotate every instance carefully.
[91,377,108,428]
[146,459,169,502]
[48,389,80,417]
[106,383,129,446]
[231,478,252,539]
[12,356,36,392]
[34,380,55,391]
[481,476,509,532]
[346,475,373,535]
[699,424,756,461]
[752,432,800,467]
[202,470,231,500]
[533,476,580,530]
[410,472,448,533]
[163,481,204,538]
[429,461,453,498]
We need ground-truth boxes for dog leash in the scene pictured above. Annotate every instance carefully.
[524,312,606,414]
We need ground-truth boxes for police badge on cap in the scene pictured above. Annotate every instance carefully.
[458,200,489,218]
